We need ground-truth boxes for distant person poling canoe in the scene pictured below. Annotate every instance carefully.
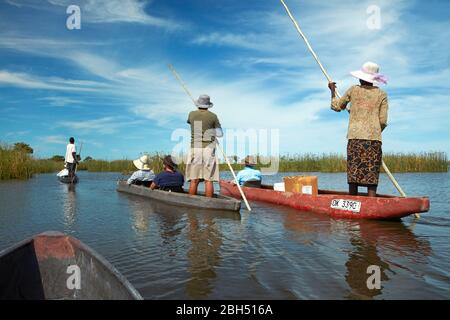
[57,137,80,184]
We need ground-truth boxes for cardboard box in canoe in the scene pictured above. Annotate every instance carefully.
[283,176,318,196]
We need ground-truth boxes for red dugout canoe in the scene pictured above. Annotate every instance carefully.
[219,180,430,220]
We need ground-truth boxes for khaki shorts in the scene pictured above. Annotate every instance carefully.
[185,147,219,182]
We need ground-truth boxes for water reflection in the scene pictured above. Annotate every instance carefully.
[283,208,333,246]
[62,184,77,230]
[345,226,390,299]
[127,199,151,235]
[345,220,432,299]
[121,192,241,299]
[283,209,433,299]
[186,212,223,299]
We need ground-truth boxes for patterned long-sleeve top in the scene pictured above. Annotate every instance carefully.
[127,170,155,185]
[331,85,388,142]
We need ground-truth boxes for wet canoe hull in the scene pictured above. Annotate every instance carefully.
[219,180,429,220]
[0,231,142,300]
[117,180,241,212]
[58,175,78,184]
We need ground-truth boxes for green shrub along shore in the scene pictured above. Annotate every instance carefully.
[0,143,448,181]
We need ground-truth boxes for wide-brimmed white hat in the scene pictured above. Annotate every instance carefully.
[195,94,214,108]
[350,61,388,85]
[133,155,151,170]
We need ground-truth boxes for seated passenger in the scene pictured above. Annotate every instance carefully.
[127,155,155,187]
[236,156,262,186]
[151,155,185,193]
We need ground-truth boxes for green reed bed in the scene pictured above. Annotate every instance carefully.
[0,145,34,180]
[79,154,187,174]
[0,146,447,181]
[382,152,448,173]
[33,152,450,174]
[31,159,63,174]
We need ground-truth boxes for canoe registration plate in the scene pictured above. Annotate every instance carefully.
[331,199,361,213]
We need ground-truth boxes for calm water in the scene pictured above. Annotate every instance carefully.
[0,170,449,299]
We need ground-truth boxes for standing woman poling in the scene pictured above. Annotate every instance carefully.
[328,62,388,197]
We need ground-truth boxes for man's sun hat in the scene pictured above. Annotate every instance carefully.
[133,155,151,171]
[350,61,388,85]
[195,94,214,108]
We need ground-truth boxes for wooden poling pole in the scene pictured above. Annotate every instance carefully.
[279,0,415,215]
[168,64,196,104]
[167,64,252,211]
[215,141,252,211]
[72,142,82,183]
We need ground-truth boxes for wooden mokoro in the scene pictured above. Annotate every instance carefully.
[0,231,142,300]
[117,180,241,212]
[58,175,78,184]
[220,180,430,220]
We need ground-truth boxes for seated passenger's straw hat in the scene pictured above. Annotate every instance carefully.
[350,61,388,85]
[133,155,151,171]
[195,95,214,108]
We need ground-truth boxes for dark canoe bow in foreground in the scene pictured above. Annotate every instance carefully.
[58,175,79,184]
[220,180,430,220]
[0,231,142,300]
[117,180,241,212]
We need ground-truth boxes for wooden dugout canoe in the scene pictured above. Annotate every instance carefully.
[0,231,142,300]
[220,180,430,220]
[117,180,241,212]
[58,175,79,184]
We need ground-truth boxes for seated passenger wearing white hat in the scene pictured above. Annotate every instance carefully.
[127,155,155,187]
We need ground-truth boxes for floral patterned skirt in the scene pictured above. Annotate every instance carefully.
[347,139,382,186]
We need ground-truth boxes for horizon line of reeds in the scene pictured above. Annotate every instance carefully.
[1,142,447,181]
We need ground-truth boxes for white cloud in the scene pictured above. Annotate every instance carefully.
[47,0,178,29]
[0,70,105,92]
[38,96,83,107]
[38,135,67,145]
[1,0,449,157]
[5,130,30,137]
[59,116,145,134]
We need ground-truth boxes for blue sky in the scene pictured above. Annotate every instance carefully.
[0,0,449,159]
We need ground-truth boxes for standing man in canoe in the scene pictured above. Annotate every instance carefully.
[65,137,79,179]
[328,62,388,197]
[186,94,223,197]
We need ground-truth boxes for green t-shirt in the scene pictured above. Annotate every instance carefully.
[187,109,222,147]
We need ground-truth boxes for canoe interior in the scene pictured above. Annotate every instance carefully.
[259,184,401,199]
[0,232,142,300]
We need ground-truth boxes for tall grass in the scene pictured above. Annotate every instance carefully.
[0,144,448,181]
[274,153,347,173]
[0,145,34,180]
[0,144,62,180]
[80,152,447,174]
[383,152,448,173]
[79,154,187,174]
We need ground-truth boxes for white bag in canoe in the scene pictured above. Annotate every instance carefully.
[57,169,69,177]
